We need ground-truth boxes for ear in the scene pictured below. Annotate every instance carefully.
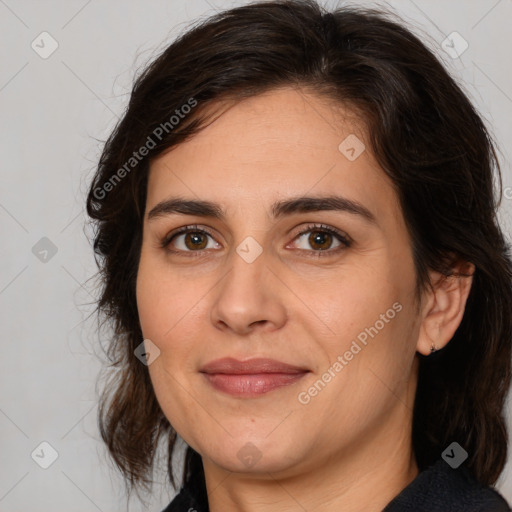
[416,260,475,356]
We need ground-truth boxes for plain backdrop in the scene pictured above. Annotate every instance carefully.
[1,0,512,510]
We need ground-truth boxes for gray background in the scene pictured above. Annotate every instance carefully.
[1,0,511,510]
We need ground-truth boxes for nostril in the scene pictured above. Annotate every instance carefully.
[250,320,267,326]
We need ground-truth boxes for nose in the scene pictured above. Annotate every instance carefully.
[210,246,287,336]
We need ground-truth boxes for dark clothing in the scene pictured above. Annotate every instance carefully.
[162,458,510,511]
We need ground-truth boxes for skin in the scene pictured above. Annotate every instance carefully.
[136,87,473,512]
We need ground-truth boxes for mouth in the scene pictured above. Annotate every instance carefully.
[199,357,310,397]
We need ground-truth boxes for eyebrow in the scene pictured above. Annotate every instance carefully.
[147,195,377,224]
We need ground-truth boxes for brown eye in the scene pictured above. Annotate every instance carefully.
[184,232,208,250]
[308,230,333,250]
[290,224,350,254]
[163,226,221,253]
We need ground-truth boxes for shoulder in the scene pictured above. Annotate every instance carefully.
[160,485,203,512]
[161,458,510,512]
[160,477,208,512]
[383,458,511,512]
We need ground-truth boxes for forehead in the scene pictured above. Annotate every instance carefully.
[146,87,402,225]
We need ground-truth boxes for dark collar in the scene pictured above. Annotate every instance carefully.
[382,458,510,511]
[162,458,510,512]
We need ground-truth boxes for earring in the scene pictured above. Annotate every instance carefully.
[430,343,437,354]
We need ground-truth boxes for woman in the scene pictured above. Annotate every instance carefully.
[87,1,512,510]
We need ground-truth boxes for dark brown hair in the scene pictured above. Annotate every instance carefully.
[86,0,512,498]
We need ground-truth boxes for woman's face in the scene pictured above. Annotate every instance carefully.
[136,87,423,477]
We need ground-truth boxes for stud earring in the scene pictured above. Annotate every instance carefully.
[430,343,438,354]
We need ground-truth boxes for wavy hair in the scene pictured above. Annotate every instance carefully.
[86,0,512,497]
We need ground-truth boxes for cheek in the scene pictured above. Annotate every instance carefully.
[136,250,200,342]
[308,264,417,390]
[136,255,206,438]
[136,250,214,389]
[308,265,401,341]
[136,250,161,337]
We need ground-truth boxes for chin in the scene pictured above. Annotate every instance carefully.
[202,435,305,475]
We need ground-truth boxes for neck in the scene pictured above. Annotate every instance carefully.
[203,403,419,512]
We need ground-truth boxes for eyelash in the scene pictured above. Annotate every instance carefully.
[160,223,351,257]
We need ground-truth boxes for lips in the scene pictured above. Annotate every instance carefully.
[200,357,309,375]
[200,357,310,397]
